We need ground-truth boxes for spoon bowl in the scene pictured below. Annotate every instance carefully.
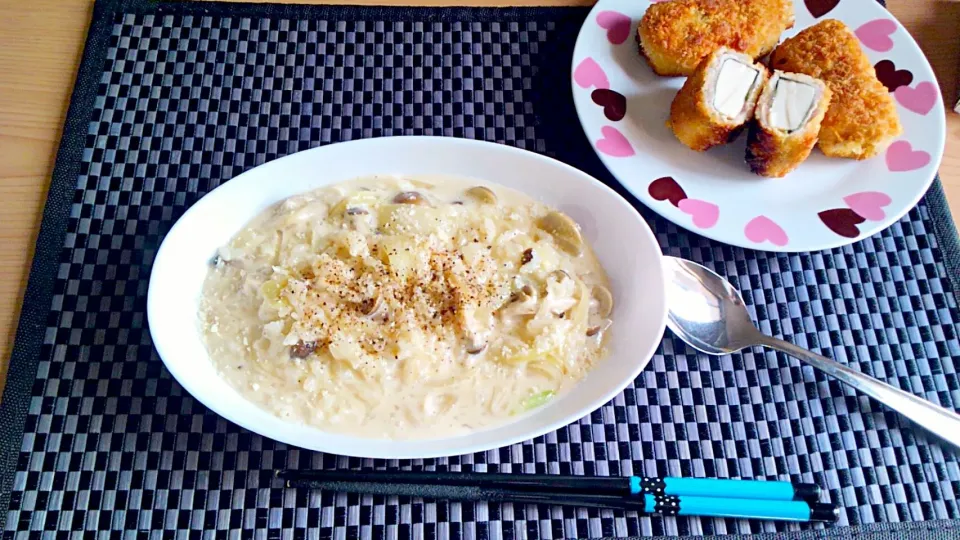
[663,257,760,354]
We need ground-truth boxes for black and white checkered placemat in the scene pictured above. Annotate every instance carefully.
[2,0,960,538]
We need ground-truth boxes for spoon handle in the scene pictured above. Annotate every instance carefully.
[758,335,960,450]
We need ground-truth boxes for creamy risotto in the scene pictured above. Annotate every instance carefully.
[199,176,613,439]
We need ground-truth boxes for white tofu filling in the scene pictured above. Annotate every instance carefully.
[712,58,760,119]
[769,78,817,132]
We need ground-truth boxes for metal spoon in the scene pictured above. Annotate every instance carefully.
[663,256,960,450]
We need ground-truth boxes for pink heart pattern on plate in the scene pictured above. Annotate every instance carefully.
[595,126,634,157]
[745,216,788,247]
[678,198,719,229]
[895,81,938,115]
[648,176,687,207]
[804,0,840,18]
[591,89,627,121]
[844,192,892,221]
[874,59,914,92]
[885,140,931,172]
[596,11,632,45]
[855,19,897,52]
[573,58,609,90]
[819,209,866,238]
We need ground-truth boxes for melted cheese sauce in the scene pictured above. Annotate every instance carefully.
[198,176,612,439]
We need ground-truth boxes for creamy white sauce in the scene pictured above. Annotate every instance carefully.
[713,58,760,119]
[198,176,612,440]
[770,78,817,132]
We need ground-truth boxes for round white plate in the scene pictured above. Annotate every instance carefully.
[147,136,667,459]
[572,0,946,252]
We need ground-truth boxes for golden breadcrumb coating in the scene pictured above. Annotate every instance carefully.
[746,73,832,178]
[769,19,902,160]
[638,0,794,77]
[669,48,769,151]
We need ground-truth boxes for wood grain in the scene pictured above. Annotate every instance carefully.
[0,0,957,394]
[0,0,95,394]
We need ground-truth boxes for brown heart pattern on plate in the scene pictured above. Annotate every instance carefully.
[805,0,840,18]
[874,60,914,92]
[591,88,626,121]
[648,176,687,207]
[819,208,866,238]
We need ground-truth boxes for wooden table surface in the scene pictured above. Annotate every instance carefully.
[0,0,958,393]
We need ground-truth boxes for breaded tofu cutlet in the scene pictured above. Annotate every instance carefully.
[769,19,902,160]
[638,0,794,77]
[669,48,769,151]
[747,71,832,177]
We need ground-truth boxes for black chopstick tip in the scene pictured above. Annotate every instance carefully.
[793,483,822,503]
[809,503,839,523]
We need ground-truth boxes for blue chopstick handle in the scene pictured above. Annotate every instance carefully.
[642,494,827,521]
[629,477,813,501]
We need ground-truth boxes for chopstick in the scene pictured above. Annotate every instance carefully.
[276,470,821,503]
[280,477,838,523]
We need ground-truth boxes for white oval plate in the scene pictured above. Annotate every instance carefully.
[572,0,946,252]
[147,136,666,459]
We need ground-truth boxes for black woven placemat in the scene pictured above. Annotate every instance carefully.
[2,0,959,537]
